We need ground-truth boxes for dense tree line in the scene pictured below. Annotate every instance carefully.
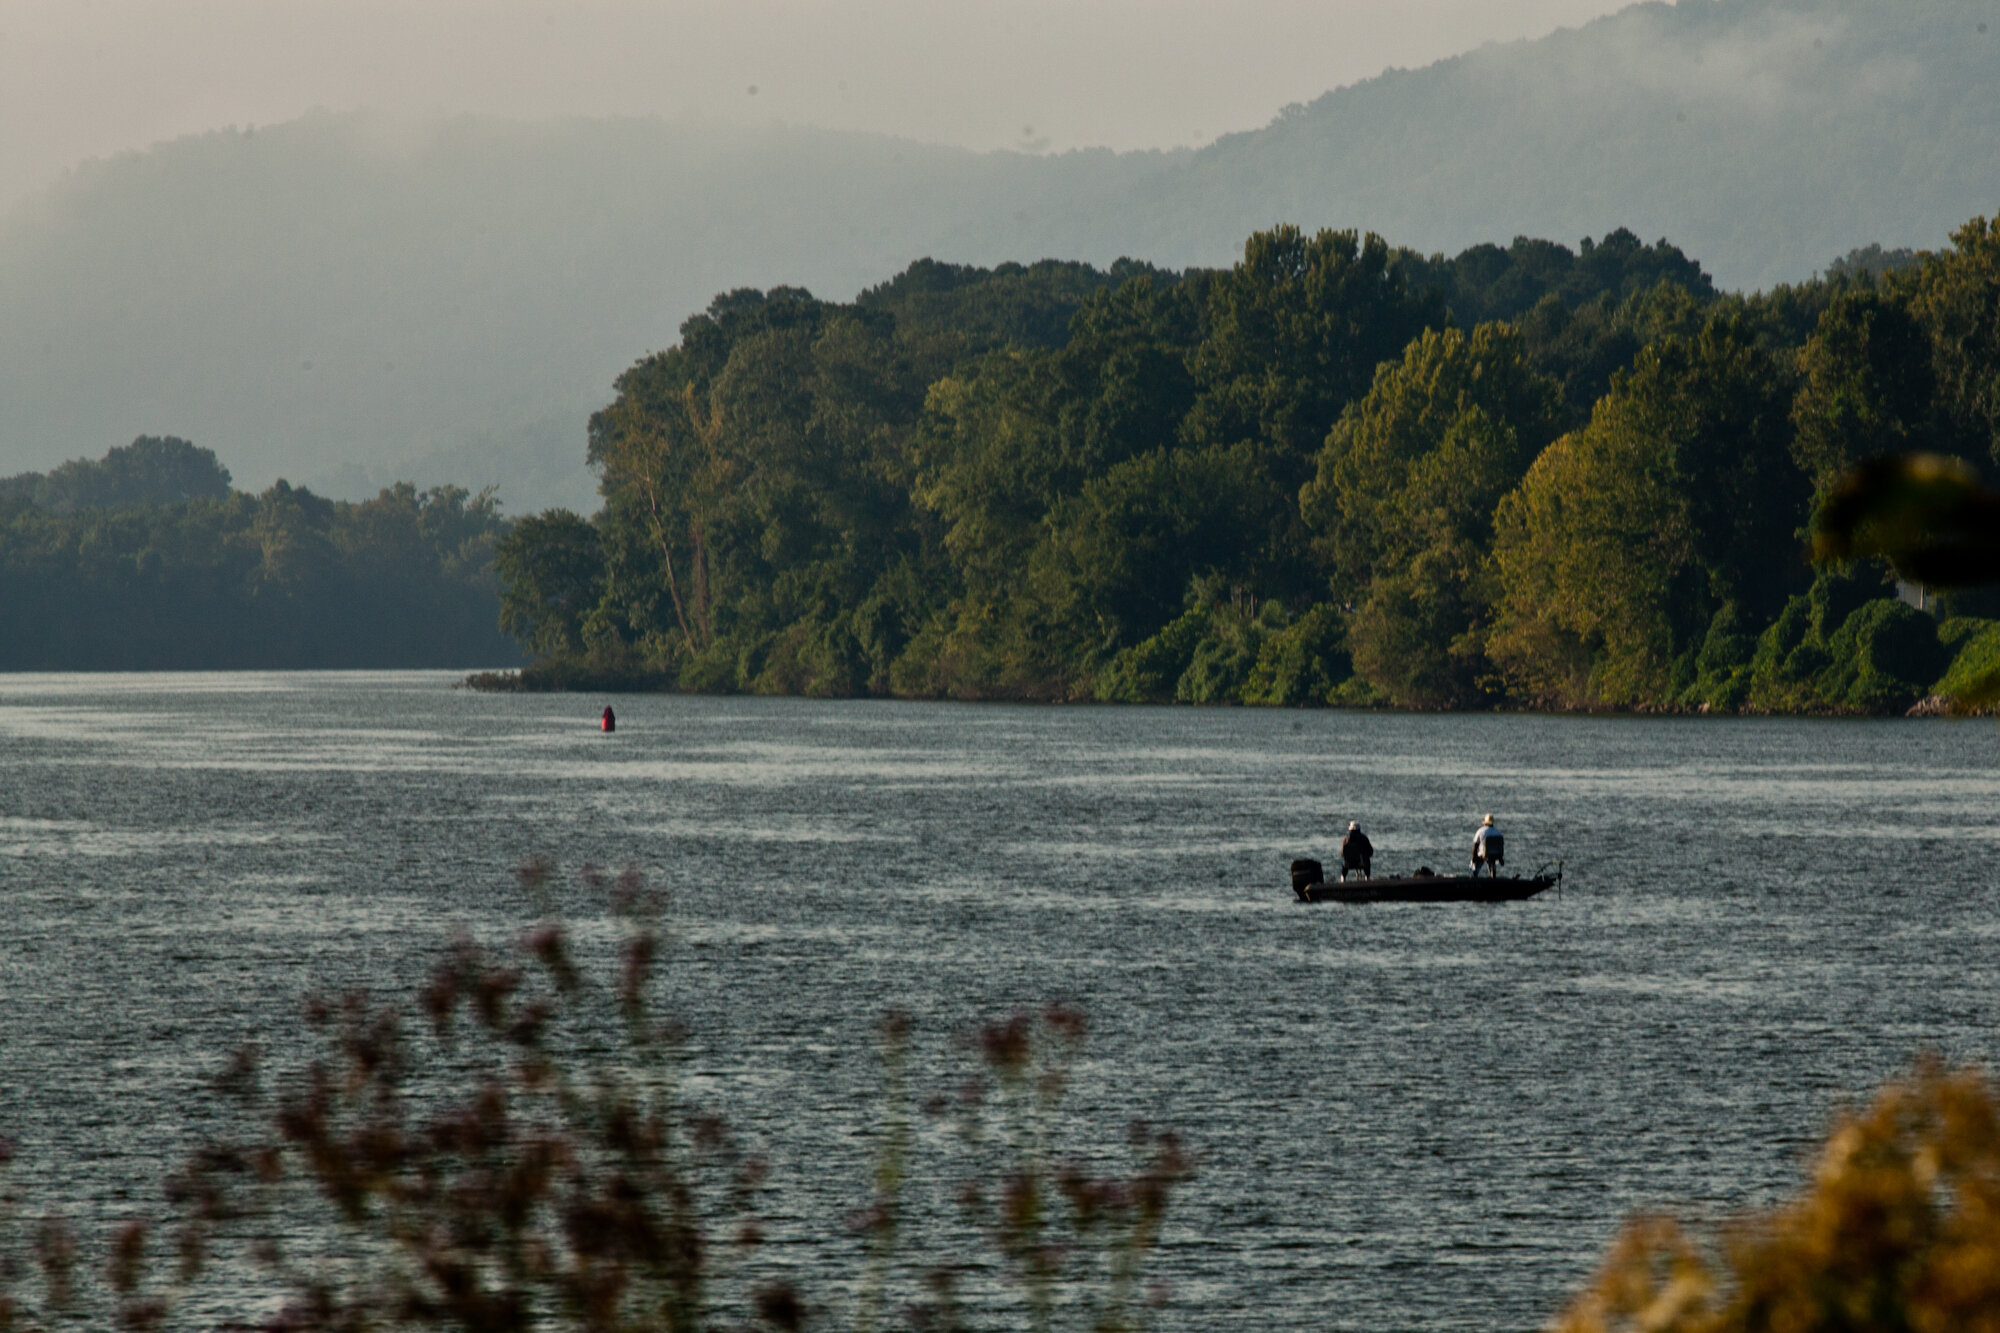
[0,437,520,669]
[488,214,2000,713]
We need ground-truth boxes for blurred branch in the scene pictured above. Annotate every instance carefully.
[1554,1058,2000,1333]
[1812,452,2000,587]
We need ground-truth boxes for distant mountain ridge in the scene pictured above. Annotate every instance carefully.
[1133,0,2000,285]
[0,0,1993,512]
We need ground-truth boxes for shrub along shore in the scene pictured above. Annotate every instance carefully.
[472,568,2000,718]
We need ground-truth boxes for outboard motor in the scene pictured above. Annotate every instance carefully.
[1290,858,1324,900]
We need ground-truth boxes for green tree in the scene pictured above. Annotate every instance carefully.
[0,456,515,670]
[1488,315,1811,705]
[1624,317,1810,619]
[912,276,1203,605]
[914,352,1068,609]
[1791,288,1937,490]
[25,435,233,513]
[1516,294,1642,427]
[1913,210,2000,462]
[1183,226,1442,488]
[1015,443,1280,695]
[1301,323,1562,706]
[1307,324,1561,582]
[1487,417,1691,705]
[494,511,605,659]
[1404,228,1714,327]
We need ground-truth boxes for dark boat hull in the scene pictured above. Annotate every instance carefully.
[1296,873,1558,904]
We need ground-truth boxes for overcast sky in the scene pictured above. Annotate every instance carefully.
[0,0,1639,212]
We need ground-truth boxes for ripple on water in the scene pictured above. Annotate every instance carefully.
[2,678,1999,1332]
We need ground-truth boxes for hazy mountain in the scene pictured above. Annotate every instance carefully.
[1110,0,2000,286]
[1,0,1993,513]
[0,115,1176,511]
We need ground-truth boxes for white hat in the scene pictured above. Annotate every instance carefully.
[1348,821,1359,830]
[1481,813,1495,826]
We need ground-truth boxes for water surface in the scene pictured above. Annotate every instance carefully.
[3,673,1998,1330]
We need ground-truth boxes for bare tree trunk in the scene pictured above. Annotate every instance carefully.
[644,488,700,658]
[691,523,712,646]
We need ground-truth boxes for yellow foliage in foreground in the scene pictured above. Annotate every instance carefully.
[1555,1059,2000,1333]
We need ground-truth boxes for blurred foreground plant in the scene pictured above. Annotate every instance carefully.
[1813,453,2000,707]
[914,1008,1188,1333]
[0,864,1188,1333]
[1554,1057,2000,1333]
[154,868,760,1333]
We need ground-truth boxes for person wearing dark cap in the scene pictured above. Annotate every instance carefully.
[1339,821,1373,881]
[1470,814,1505,877]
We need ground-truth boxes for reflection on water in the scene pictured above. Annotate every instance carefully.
[2,673,1999,1331]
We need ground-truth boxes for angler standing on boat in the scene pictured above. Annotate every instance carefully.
[1470,814,1504,877]
[1339,821,1373,880]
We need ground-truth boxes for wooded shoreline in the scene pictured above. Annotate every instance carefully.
[13,218,2000,706]
[489,218,2000,715]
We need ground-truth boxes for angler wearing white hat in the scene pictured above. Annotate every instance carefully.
[1470,814,1505,877]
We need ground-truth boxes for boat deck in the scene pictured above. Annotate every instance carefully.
[1297,873,1557,904]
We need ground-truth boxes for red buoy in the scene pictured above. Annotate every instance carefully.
[600,706,616,733]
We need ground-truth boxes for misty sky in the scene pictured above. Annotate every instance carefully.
[1,0,1635,213]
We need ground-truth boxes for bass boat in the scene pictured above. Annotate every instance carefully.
[1289,858,1561,904]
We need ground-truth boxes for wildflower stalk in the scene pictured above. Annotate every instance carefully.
[852,1010,913,1333]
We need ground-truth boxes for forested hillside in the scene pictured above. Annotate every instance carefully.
[486,214,2000,714]
[2,0,1994,512]
[0,438,521,669]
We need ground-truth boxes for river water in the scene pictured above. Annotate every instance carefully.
[2,672,1998,1331]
